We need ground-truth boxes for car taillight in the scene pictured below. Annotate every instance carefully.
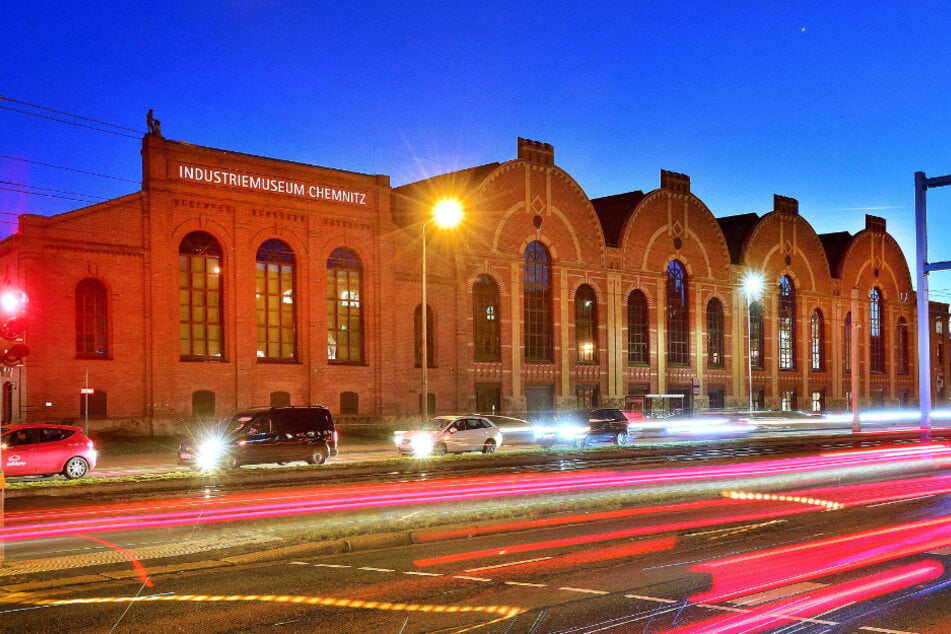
[333,430,338,444]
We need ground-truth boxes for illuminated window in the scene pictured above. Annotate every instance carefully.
[810,309,825,371]
[576,385,599,409]
[179,231,223,360]
[811,390,824,413]
[778,275,796,370]
[781,388,797,411]
[627,290,649,365]
[327,247,363,363]
[472,274,500,361]
[575,285,598,364]
[666,260,689,366]
[76,278,108,358]
[256,239,296,361]
[869,287,885,373]
[706,298,724,368]
[749,301,764,370]
[524,242,553,363]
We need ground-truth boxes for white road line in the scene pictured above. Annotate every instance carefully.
[453,575,492,582]
[311,563,351,568]
[625,594,677,604]
[559,587,609,595]
[695,603,748,613]
[729,581,827,607]
[464,557,552,572]
[359,567,395,572]
[403,571,442,577]
[859,627,920,634]
[505,582,548,588]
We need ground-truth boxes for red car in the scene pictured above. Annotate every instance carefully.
[1,423,98,479]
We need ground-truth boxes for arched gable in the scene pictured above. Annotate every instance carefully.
[740,196,833,294]
[838,218,913,301]
[618,171,732,282]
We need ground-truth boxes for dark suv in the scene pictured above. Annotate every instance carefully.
[178,405,338,469]
[535,408,638,448]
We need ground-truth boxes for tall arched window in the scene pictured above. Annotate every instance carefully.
[327,247,363,363]
[870,287,885,373]
[750,301,764,370]
[666,260,689,365]
[472,274,500,361]
[844,312,852,374]
[706,298,724,368]
[627,290,649,365]
[575,284,598,364]
[414,304,434,367]
[179,231,223,360]
[256,239,296,361]
[778,275,796,370]
[810,309,825,371]
[76,278,108,358]
[524,242,553,363]
[897,316,909,375]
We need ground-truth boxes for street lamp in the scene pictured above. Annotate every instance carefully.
[742,272,764,414]
[421,198,463,424]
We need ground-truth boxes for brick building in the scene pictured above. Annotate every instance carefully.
[0,128,926,432]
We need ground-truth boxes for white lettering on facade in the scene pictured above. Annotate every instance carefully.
[177,164,365,205]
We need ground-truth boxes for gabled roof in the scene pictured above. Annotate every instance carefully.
[716,213,760,264]
[819,231,853,278]
[590,190,646,247]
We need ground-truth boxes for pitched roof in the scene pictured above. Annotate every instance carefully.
[716,213,760,264]
[590,190,646,247]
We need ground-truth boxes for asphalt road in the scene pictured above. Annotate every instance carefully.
[3,440,951,632]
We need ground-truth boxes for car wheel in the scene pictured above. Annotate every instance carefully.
[615,431,631,446]
[574,436,588,448]
[62,456,89,479]
[432,442,447,456]
[308,447,328,465]
[482,439,497,454]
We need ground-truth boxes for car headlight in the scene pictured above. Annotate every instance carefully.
[410,433,435,455]
[557,425,586,440]
[196,437,226,470]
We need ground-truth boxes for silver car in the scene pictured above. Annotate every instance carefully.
[395,415,503,457]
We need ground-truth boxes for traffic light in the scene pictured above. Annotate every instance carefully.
[0,288,28,366]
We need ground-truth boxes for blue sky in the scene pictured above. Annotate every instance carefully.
[4,2,951,297]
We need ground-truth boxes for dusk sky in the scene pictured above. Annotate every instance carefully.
[4,2,951,297]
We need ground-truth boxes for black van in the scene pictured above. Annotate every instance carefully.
[179,405,338,469]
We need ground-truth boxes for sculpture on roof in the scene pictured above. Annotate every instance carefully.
[147,109,162,137]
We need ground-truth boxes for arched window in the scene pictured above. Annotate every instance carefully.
[870,287,885,373]
[750,301,764,370]
[192,390,216,418]
[327,247,363,363]
[179,231,223,360]
[575,284,598,364]
[76,278,108,358]
[256,239,296,361]
[778,275,796,370]
[414,304,434,367]
[627,290,649,365]
[706,298,724,368]
[524,241,553,362]
[340,391,359,415]
[472,274,500,361]
[666,260,689,365]
[810,309,825,371]
[897,316,909,375]
[844,312,852,374]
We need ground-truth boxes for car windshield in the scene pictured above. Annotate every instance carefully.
[420,419,451,431]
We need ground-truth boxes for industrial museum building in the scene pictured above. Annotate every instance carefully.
[0,126,939,432]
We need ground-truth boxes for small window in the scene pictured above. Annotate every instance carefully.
[340,391,359,415]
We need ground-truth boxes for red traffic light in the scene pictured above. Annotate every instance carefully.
[0,289,27,315]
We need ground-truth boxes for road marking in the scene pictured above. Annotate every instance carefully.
[695,603,747,613]
[625,594,676,603]
[505,582,547,588]
[464,557,552,572]
[859,628,920,634]
[403,571,442,577]
[729,581,827,606]
[359,567,394,572]
[311,563,351,568]
[453,575,492,582]
[559,587,608,595]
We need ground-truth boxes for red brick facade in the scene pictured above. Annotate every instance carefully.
[0,132,926,431]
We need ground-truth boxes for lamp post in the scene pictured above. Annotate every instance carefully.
[742,272,764,414]
[421,198,463,424]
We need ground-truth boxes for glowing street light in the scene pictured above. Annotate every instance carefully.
[421,198,463,423]
[742,272,764,414]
